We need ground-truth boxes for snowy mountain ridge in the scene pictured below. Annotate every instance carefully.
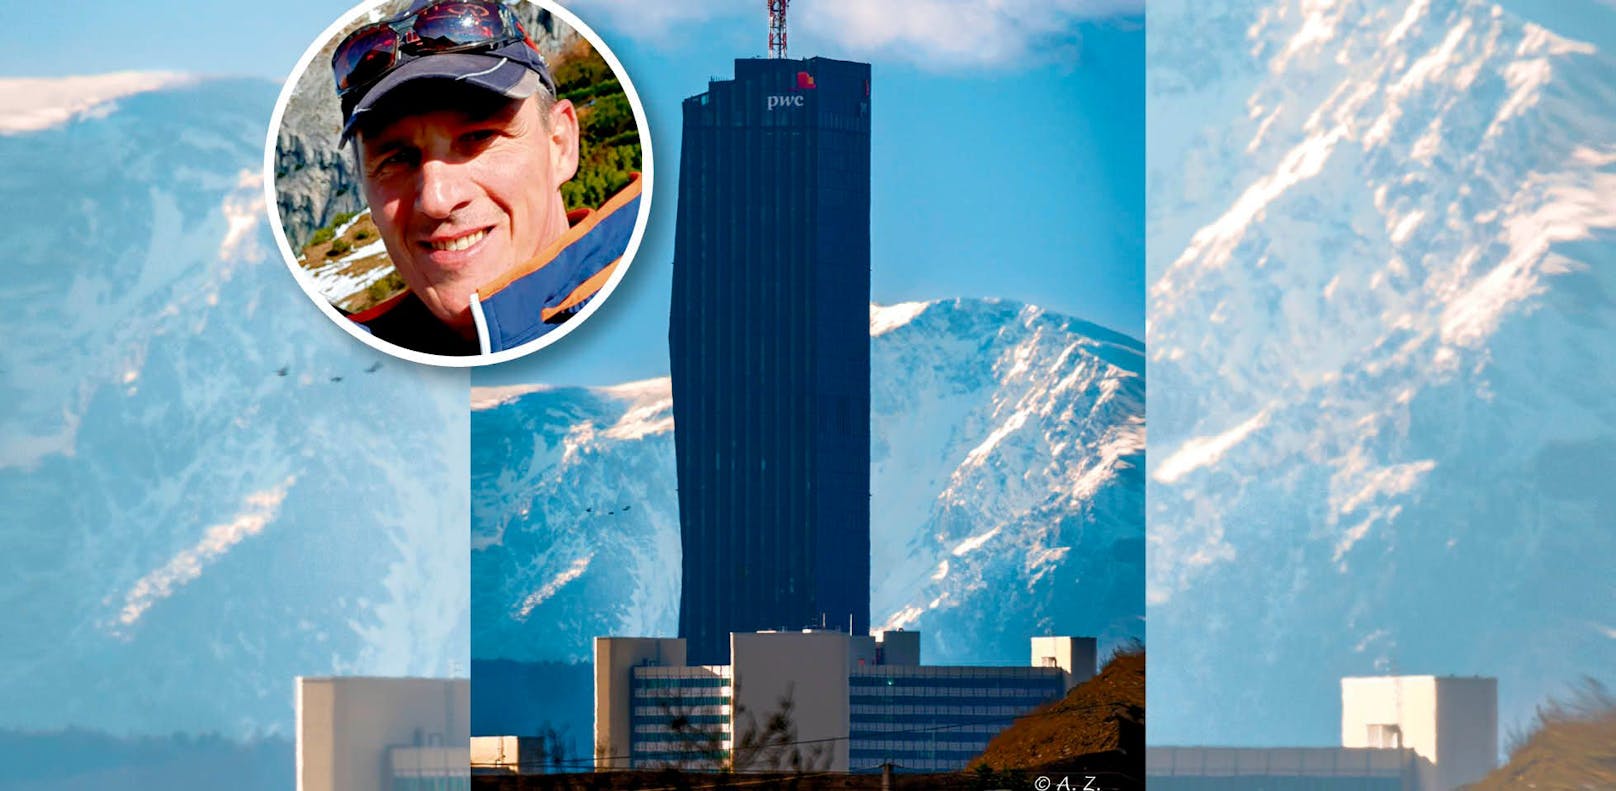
[0,77,469,738]
[0,71,193,136]
[471,297,1145,666]
[1148,0,1616,746]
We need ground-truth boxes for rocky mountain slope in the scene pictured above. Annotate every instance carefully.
[1147,0,1616,746]
[0,76,469,739]
[470,298,1145,667]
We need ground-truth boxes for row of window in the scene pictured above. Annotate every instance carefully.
[633,705,731,718]
[849,747,989,762]
[853,708,1014,721]
[633,733,730,745]
[633,713,731,726]
[850,672,1064,688]
[631,698,730,708]
[632,676,730,689]
[630,693,732,705]
[633,734,731,744]
[629,756,726,770]
[633,727,731,740]
[629,748,731,763]
[632,682,732,695]
[851,696,1054,709]
[853,721,1001,734]
[850,687,1062,700]
[630,721,733,734]
[850,730,996,746]
[854,686,1057,697]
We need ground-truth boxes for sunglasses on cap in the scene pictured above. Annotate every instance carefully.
[332,0,531,96]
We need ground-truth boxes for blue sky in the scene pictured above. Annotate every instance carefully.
[3,1,1612,386]
[2,0,1142,386]
[488,1,1145,385]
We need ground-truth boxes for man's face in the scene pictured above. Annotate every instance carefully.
[358,85,578,332]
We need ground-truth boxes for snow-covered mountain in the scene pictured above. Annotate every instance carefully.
[0,76,469,739]
[1148,0,1616,746]
[470,298,1144,667]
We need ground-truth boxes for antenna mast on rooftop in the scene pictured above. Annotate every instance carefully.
[768,0,789,58]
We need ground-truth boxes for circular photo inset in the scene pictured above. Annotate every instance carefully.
[265,0,651,366]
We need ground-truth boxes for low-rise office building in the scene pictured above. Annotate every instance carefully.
[595,630,1096,773]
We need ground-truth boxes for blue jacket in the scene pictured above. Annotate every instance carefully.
[349,174,642,356]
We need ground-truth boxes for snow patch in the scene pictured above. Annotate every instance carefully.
[0,72,193,135]
[335,239,388,265]
[1154,409,1271,484]
[333,209,369,240]
[603,396,674,441]
[598,377,673,403]
[1388,209,1426,245]
[1272,0,1345,73]
[219,170,264,263]
[879,605,924,632]
[870,301,930,337]
[1334,458,1437,517]
[513,554,593,621]
[961,408,1030,468]
[303,246,395,305]
[951,525,1003,557]
[1441,166,1616,346]
[1155,125,1346,300]
[107,478,296,636]
[471,384,558,410]
[1383,0,1429,48]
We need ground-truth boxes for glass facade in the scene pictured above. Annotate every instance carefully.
[629,667,733,769]
[670,57,874,666]
[847,667,1067,773]
[616,654,1067,774]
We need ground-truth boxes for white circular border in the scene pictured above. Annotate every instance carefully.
[263,0,654,368]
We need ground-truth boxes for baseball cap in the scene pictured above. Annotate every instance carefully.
[337,1,557,142]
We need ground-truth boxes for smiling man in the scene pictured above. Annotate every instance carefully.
[332,0,642,357]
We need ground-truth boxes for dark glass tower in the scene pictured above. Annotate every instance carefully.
[670,57,872,665]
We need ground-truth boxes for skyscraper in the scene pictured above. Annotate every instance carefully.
[669,56,872,664]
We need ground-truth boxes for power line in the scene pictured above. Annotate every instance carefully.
[622,768,847,791]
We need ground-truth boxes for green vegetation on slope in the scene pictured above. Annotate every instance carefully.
[553,38,643,212]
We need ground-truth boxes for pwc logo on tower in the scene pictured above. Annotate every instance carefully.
[767,70,816,110]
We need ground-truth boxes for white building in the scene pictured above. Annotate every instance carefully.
[1148,674,1497,791]
[1341,675,1497,791]
[593,630,1096,773]
[295,676,469,791]
[469,736,553,775]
